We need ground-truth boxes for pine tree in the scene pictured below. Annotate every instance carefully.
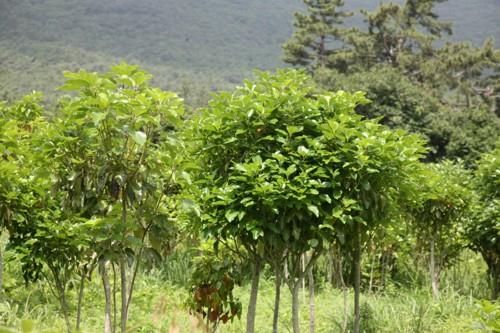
[282,0,352,72]
[333,0,452,71]
[422,40,500,108]
[284,0,500,164]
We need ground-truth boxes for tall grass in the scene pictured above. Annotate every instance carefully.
[0,247,488,332]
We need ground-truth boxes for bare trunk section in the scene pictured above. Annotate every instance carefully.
[301,254,306,303]
[112,263,117,333]
[76,273,85,331]
[491,259,499,300]
[338,256,348,333]
[272,261,281,333]
[380,252,386,289]
[100,261,112,333]
[120,195,128,333]
[353,223,361,333]
[430,237,440,298]
[126,256,140,315]
[368,250,375,293]
[53,270,72,333]
[291,281,301,333]
[326,247,334,287]
[246,259,261,333]
[307,255,315,333]
[0,246,3,295]
[120,259,128,333]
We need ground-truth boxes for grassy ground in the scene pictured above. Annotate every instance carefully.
[0,268,484,333]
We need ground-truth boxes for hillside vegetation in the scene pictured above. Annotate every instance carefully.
[0,1,499,333]
[0,0,498,102]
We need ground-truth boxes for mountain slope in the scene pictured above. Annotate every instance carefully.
[0,0,498,102]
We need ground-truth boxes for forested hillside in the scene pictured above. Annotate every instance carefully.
[0,0,498,103]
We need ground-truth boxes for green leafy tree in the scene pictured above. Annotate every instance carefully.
[467,144,500,300]
[0,95,44,295]
[190,69,425,333]
[410,161,473,298]
[43,63,184,333]
[0,94,90,333]
[189,69,331,333]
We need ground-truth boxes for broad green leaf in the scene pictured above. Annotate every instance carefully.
[298,145,309,156]
[132,131,147,146]
[309,238,319,247]
[225,210,239,222]
[307,204,319,217]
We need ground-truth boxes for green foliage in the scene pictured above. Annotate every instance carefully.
[473,300,500,332]
[346,303,379,333]
[341,0,451,70]
[467,144,500,299]
[186,242,244,331]
[411,162,473,262]
[189,69,426,332]
[192,68,425,251]
[0,63,187,332]
[427,107,500,165]
[321,66,440,142]
[0,319,59,333]
[285,0,500,165]
[47,62,184,259]
[1,0,498,106]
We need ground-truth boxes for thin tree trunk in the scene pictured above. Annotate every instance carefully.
[368,250,375,293]
[342,286,348,333]
[301,254,306,304]
[326,247,333,287]
[0,246,3,295]
[76,273,85,331]
[430,237,439,298]
[120,195,128,333]
[100,261,112,333]
[291,281,301,333]
[120,259,128,333]
[380,252,386,290]
[492,263,499,300]
[125,256,141,315]
[246,259,261,333]
[308,255,315,333]
[112,264,117,333]
[51,267,72,333]
[353,223,361,333]
[272,261,281,333]
[339,257,348,333]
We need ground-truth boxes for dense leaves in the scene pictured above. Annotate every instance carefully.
[189,69,426,333]
[467,144,500,299]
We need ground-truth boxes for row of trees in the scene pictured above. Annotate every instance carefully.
[0,64,498,333]
[185,69,499,333]
[0,2,498,331]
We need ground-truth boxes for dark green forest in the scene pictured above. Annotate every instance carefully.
[0,1,499,333]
